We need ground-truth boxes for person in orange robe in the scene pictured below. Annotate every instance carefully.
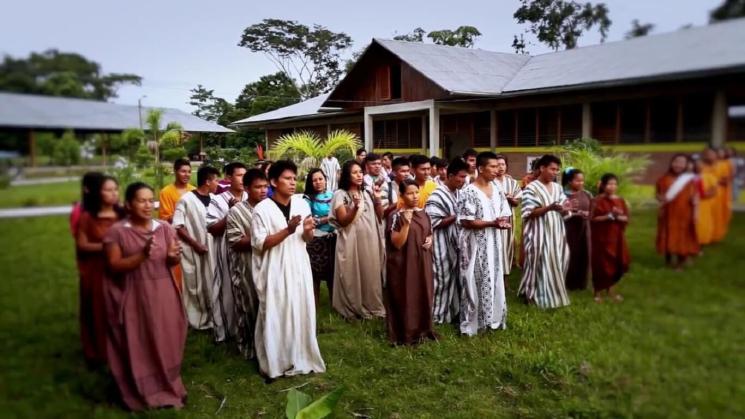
[656,154,699,270]
[712,149,734,242]
[696,151,719,246]
[159,158,195,291]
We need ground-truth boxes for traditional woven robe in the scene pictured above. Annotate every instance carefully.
[424,185,461,324]
[159,183,195,222]
[591,195,631,292]
[493,175,522,276]
[656,173,700,257]
[320,156,341,192]
[173,191,214,330]
[206,190,247,342]
[251,195,326,378]
[697,166,719,245]
[225,201,259,359]
[518,181,571,309]
[457,182,512,336]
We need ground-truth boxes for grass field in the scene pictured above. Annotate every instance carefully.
[0,211,743,418]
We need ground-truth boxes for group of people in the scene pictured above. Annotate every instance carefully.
[70,144,739,411]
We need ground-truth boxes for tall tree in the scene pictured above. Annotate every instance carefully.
[189,85,234,125]
[625,19,654,39]
[232,72,301,121]
[393,27,426,42]
[513,0,612,50]
[392,26,482,48]
[710,0,745,21]
[238,19,352,99]
[0,49,141,100]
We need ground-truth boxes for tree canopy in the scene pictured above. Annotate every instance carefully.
[625,19,655,39]
[393,26,482,48]
[513,0,612,51]
[710,0,745,22]
[0,49,141,100]
[238,19,352,99]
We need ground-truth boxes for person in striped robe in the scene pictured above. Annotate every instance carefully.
[320,155,341,192]
[173,166,220,331]
[207,162,248,342]
[225,169,268,359]
[425,158,468,324]
[518,154,572,309]
[457,152,513,336]
[493,155,522,280]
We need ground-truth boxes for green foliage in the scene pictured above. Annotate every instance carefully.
[270,130,360,180]
[0,49,141,100]
[238,19,352,98]
[513,0,612,51]
[51,131,80,166]
[625,19,655,39]
[285,389,312,419]
[710,0,745,22]
[120,128,145,159]
[161,147,187,162]
[133,144,152,169]
[557,138,651,205]
[427,26,482,47]
[393,27,426,42]
[285,387,344,419]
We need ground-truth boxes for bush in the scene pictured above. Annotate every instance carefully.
[161,147,187,162]
[51,131,81,166]
[134,144,152,169]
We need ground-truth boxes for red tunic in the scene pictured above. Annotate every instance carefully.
[591,195,631,292]
[656,174,700,257]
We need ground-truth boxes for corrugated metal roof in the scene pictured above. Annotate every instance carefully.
[0,92,234,132]
[374,38,530,95]
[503,18,745,94]
[231,94,337,125]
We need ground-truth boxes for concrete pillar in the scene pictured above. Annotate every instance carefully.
[582,103,592,139]
[363,108,374,151]
[711,89,727,148]
[429,104,440,157]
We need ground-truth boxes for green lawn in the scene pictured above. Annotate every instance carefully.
[0,212,743,418]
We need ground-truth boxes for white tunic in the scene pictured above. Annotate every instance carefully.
[251,195,326,378]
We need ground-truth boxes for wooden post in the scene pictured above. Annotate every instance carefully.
[490,110,497,150]
[676,97,684,142]
[615,104,622,144]
[28,129,37,167]
[711,90,727,148]
[582,103,592,139]
[644,100,651,143]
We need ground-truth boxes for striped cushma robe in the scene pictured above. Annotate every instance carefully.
[457,183,512,336]
[493,176,522,276]
[206,190,247,342]
[518,181,571,309]
[225,201,260,359]
[320,157,341,192]
[424,185,461,324]
[173,191,214,330]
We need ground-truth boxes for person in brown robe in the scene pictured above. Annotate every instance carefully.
[562,168,592,291]
[75,175,124,365]
[385,179,436,345]
[591,174,631,303]
[656,154,700,270]
[103,182,187,411]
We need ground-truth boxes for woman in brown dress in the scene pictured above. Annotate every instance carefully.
[562,168,592,291]
[656,154,700,270]
[75,175,124,365]
[103,182,187,411]
[591,174,630,303]
[385,179,436,345]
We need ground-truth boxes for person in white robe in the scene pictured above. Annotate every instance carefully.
[457,152,512,336]
[206,163,247,342]
[173,166,220,330]
[493,156,523,278]
[251,160,325,378]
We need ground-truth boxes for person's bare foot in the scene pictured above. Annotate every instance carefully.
[612,294,624,303]
[594,295,603,304]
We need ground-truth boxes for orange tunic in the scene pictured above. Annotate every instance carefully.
[696,167,719,245]
[656,174,700,257]
[711,161,731,242]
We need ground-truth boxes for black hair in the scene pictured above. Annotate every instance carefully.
[243,168,267,188]
[668,153,690,173]
[364,153,381,164]
[80,171,104,214]
[356,148,367,157]
[598,173,618,194]
[83,175,119,216]
[494,154,508,165]
[382,151,394,160]
[476,151,498,168]
[462,148,478,159]
[173,158,190,172]
[562,168,583,187]
[197,166,220,187]
[392,157,410,170]
[304,168,327,198]
[338,160,363,191]
[267,160,297,182]
[536,154,562,169]
[429,156,439,166]
[409,154,430,169]
[399,178,419,195]
[125,182,153,204]
[446,157,469,176]
[226,162,247,176]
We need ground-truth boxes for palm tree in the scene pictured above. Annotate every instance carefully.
[145,109,185,190]
[269,129,360,175]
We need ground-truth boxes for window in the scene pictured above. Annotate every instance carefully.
[497,111,515,147]
[682,93,713,142]
[649,97,677,143]
[619,100,646,144]
[591,102,617,144]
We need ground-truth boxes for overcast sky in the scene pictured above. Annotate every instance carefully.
[1,0,723,113]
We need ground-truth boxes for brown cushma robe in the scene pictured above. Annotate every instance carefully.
[564,190,592,291]
[385,209,436,345]
[591,195,631,292]
[103,220,187,411]
[656,174,700,257]
[76,212,121,365]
